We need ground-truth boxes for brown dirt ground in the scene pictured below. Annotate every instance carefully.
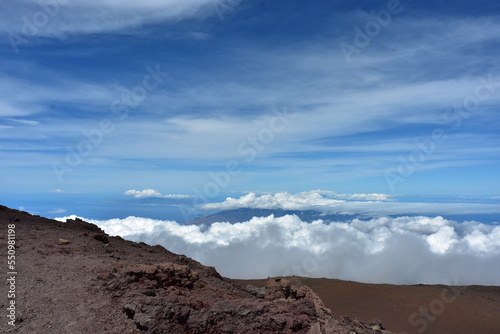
[236,277,500,334]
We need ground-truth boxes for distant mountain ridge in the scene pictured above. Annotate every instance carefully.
[187,208,500,226]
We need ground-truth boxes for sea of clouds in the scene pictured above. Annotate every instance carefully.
[57,213,500,285]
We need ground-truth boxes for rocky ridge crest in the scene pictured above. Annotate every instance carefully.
[0,205,390,334]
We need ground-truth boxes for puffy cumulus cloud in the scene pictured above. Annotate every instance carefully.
[201,191,342,211]
[125,189,192,199]
[2,0,225,37]
[200,190,391,211]
[339,193,391,201]
[56,214,500,285]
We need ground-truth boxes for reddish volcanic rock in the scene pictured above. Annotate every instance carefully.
[0,205,391,333]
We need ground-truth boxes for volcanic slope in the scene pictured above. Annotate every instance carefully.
[0,205,391,334]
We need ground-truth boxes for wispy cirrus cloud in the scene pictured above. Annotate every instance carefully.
[2,0,500,200]
[1,0,228,38]
[47,208,67,214]
[51,189,83,194]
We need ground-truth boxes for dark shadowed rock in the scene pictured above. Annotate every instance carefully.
[93,233,110,244]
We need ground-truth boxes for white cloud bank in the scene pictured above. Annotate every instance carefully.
[57,214,500,285]
[125,189,192,199]
[200,191,500,216]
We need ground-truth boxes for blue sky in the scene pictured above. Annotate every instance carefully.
[1,0,500,221]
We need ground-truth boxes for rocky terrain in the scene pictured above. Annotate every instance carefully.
[238,274,500,334]
[0,205,391,334]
